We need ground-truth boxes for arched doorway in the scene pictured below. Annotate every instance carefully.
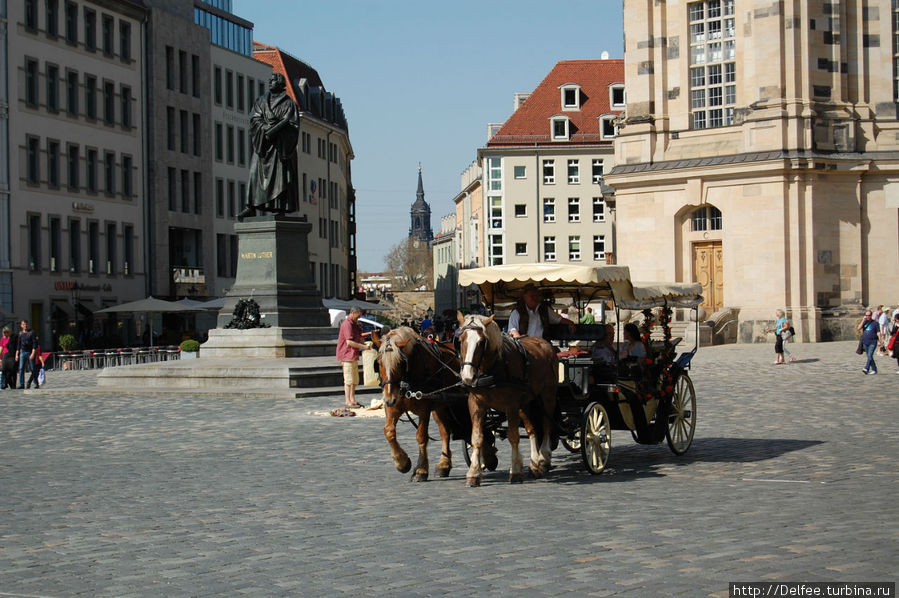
[688,205,723,311]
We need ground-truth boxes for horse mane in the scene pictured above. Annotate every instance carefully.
[379,326,418,375]
[465,314,503,355]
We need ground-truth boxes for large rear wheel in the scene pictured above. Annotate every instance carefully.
[580,402,612,475]
[666,373,696,455]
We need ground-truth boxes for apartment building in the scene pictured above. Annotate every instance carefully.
[477,59,625,268]
[432,213,456,315]
[605,0,899,341]
[453,160,483,310]
[253,41,356,299]
[4,0,147,346]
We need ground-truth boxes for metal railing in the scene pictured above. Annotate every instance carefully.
[53,346,182,370]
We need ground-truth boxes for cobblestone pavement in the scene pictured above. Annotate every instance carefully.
[1,341,896,597]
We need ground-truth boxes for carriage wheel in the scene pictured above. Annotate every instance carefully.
[561,429,581,452]
[580,402,611,475]
[666,373,696,455]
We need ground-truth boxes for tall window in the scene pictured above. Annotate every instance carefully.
[237,74,245,111]
[568,235,581,261]
[86,149,97,192]
[65,1,77,43]
[215,178,224,217]
[47,140,60,188]
[593,235,606,261]
[167,107,176,151]
[105,223,116,274]
[489,196,502,229]
[214,122,223,161]
[179,50,188,93]
[84,74,96,119]
[181,170,190,213]
[29,215,41,271]
[167,168,177,211]
[592,198,605,222]
[69,219,81,273]
[50,217,61,272]
[25,59,38,107]
[46,64,59,112]
[227,180,236,218]
[192,54,201,97]
[689,0,736,129]
[226,125,234,163]
[46,0,59,37]
[26,136,40,184]
[487,157,501,191]
[193,113,201,156]
[121,155,132,198]
[165,46,175,90]
[691,205,723,231]
[543,159,555,184]
[67,143,79,189]
[25,0,38,30]
[83,8,96,51]
[214,66,222,104]
[225,70,234,108]
[543,236,556,261]
[567,160,579,184]
[180,110,189,153]
[66,69,78,115]
[123,225,133,275]
[543,197,555,223]
[194,172,203,214]
[103,80,115,125]
[101,14,113,55]
[119,21,131,61]
[592,159,604,183]
[88,221,99,274]
[104,151,115,196]
[121,85,132,129]
[568,197,580,223]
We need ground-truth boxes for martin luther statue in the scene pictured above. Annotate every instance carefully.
[239,72,299,219]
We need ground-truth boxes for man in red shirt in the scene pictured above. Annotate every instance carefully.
[336,307,367,411]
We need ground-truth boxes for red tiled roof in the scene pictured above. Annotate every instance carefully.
[488,59,625,147]
[253,40,325,104]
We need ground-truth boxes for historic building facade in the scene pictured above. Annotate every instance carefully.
[477,59,625,268]
[4,0,148,346]
[606,0,899,341]
[252,41,356,299]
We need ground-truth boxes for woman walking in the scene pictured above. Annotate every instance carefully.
[765,309,794,364]
[858,309,880,375]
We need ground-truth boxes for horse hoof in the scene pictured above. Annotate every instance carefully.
[411,472,429,482]
[397,459,412,474]
[509,473,524,484]
[465,476,481,487]
[529,467,544,479]
[436,467,450,478]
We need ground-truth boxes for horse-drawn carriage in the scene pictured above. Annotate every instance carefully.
[373,264,702,485]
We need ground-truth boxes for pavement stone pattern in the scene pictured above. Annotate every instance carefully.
[1,340,896,597]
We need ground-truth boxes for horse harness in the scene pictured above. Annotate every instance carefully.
[379,336,462,401]
[458,318,531,390]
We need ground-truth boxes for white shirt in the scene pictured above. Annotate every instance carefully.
[508,304,562,337]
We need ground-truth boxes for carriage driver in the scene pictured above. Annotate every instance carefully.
[508,284,576,340]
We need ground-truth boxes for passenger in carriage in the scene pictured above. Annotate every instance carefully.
[619,323,646,360]
[591,324,617,364]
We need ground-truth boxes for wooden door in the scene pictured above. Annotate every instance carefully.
[693,241,723,311]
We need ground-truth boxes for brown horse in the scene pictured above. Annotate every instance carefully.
[457,313,558,486]
[373,327,473,482]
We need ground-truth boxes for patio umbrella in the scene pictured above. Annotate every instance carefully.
[96,296,198,346]
[322,298,390,312]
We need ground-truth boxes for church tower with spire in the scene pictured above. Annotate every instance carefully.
[409,165,433,243]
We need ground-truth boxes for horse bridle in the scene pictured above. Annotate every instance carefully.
[378,336,461,401]
[458,319,487,382]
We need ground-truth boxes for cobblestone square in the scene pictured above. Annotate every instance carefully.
[1,341,896,596]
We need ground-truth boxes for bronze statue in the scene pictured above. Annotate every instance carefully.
[239,73,299,220]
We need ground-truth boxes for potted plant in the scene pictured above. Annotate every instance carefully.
[58,334,79,370]
[179,339,200,359]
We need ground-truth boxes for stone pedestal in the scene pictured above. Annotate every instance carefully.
[217,215,329,329]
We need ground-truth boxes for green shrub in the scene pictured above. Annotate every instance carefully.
[58,334,79,351]
[179,339,201,352]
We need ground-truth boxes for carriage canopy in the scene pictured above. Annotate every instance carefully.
[458,263,702,310]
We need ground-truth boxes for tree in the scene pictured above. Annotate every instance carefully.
[385,238,433,291]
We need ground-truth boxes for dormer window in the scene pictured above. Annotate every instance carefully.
[599,114,618,139]
[609,83,625,107]
[559,84,582,111]
[551,116,570,140]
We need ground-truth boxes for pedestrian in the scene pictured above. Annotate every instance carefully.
[579,306,595,325]
[857,309,880,375]
[764,309,794,364]
[333,306,366,416]
[1,326,17,389]
[889,313,899,373]
[15,320,39,388]
[877,308,891,355]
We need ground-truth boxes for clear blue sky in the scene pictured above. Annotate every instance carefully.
[234,0,624,273]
